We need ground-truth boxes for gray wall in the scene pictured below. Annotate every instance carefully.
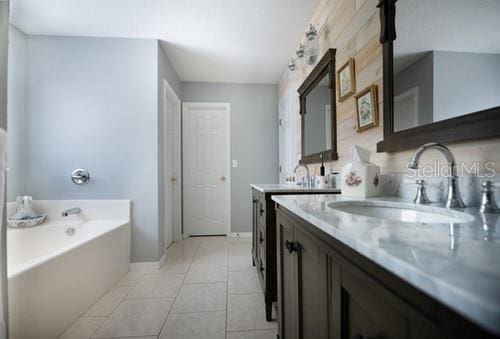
[7,26,28,200]
[0,3,8,337]
[157,43,182,255]
[433,51,500,121]
[0,2,7,130]
[182,82,279,233]
[394,52,434,130]
[7,31,166,262]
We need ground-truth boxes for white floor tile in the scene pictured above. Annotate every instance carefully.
[116,270,148,286]
[158,256,193,274]
[92,298,173,338]
[127,274,184,299]
[71,235,274,339]
[185,264,228,283]
[229,243,252,257]
[227,294,277,332]
[85,286,132,317]
[60,316,106,339]
[226,329,277,339]
[167,239,201,258]
[228,255,254,272]
[192,253,228,266]
[228,270,261,294]
[159,311,226,339]
[171,283,226,313]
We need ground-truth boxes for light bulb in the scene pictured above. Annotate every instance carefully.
[304,24,319,65]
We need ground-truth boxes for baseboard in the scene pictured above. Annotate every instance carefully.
[229,232,252,238]
[130,253,166,270]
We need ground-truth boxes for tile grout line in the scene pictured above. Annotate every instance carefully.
[225,236,230,338]
[156,238,202,337]
[87,279,138,338]
[63,270,146,338]
[89,248,188,339]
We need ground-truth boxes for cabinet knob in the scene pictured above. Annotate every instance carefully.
[285,240,298,253]
[253,198,258,203]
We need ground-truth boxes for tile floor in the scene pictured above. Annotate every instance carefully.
[60,236,277,339]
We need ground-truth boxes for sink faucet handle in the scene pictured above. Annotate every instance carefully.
[479,180,500,214]
[412,179,431,204]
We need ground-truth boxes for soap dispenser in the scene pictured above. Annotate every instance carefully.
[341,145,382,197]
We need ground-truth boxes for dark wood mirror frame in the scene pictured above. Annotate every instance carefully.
[299,48,338,164]
[376,0,500,153]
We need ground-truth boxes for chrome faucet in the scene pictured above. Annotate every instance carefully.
[294,164,310,189]
[61,207,82,217]
[408,143,465,208]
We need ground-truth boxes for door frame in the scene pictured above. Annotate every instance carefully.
[162,78,182,243]
[181,102,231,236]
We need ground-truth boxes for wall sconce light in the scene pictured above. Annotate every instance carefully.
[304,24,319,65]
[296,43,305,59]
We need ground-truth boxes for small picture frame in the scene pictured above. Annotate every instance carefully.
[337,58,356,102]
[355,85,379,132]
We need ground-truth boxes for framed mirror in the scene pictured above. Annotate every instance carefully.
[299,48,338,164]
[377,0,500,152]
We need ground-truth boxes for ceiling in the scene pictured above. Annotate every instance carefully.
[394,0,500,73]
[10,0,320,84]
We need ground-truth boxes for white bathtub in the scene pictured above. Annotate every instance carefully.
[6,200,131,339]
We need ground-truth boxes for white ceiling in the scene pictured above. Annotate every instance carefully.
[394,0,500,73]
[10,0,320,84]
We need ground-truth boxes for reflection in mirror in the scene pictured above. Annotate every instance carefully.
[393,0,500,132]
[304,72,331,156]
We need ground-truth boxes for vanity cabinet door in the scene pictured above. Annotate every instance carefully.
[340,268,406,339]
[251,189,259,266]
[295,227,329,339]
[278,214,299,339]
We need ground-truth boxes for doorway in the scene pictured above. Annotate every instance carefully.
[182,102,230,236]
[163,79,182,247]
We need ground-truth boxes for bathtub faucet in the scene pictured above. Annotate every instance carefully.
[61,207,82,217]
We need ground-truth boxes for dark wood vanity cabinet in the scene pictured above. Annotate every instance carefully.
[278,218,329,339]
[252,188,276,321]
[276,203,497,339]
[251,187,339,321]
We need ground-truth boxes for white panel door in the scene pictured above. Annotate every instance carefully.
[183,102,230,236]
[163,79,182,247]
[279,83,298,183]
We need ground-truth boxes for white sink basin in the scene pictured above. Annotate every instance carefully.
[328,201,475,224]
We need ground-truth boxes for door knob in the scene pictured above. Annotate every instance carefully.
[220,176,226,181]
[170,177,177,182]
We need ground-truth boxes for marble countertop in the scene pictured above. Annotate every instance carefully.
[271,194,500,335]
[251,184,341,194]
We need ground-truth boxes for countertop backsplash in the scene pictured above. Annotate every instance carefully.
[380,173,500,207]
